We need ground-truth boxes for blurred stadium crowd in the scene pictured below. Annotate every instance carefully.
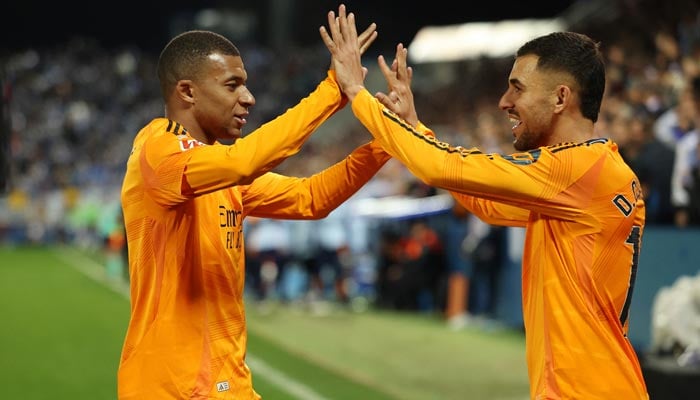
[1,1,699,321]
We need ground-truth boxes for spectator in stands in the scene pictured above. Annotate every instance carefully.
[465,217,504,318]
[375,218,443,311]
[677,6,700,58]
[687,142,700,224]
[444,198,504,328]
[620,110,676,225]
[322,12,649,398]
[305,201,354,305]
[653,81,696,150]
[671,76,700,227]
[375,227,405,309]
[406,218,444,311]
[117,10,391,398]
[244,216,291,303]
[443,200,473,328]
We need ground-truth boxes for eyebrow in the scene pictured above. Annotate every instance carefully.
[224,74,245,83]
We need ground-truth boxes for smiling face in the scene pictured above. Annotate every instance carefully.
[498,54,557,151]
[191,53,255,144]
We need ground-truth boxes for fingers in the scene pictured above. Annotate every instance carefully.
[319,10,338,52]
[375,92,393,109]
[375,46,417,125]
[395,43,407,80]
[328,9,341,45]
[358,23,377,44]
[375,92,400,114]
[377,45,412,85]
[389,92,400,103]
[322,5,345,49]
[341,9,358,42]
[321,4,365,53]
[337,5,349,43]
[320,5,383,60]
[319,25,334,52]
[377,55,394,83]
[358,23,378,55]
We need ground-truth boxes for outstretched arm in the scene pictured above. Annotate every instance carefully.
[241,141,391,219]
[319,7,587,223]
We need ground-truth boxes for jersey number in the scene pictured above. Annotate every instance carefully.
[619,225,641,328]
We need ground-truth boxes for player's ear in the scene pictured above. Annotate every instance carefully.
[175,80,195,104]
[554,84,572,114]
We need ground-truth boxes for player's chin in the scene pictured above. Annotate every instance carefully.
[225,128,243,141]
[512,137,527,152]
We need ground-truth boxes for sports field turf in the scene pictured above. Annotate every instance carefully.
[0,246,529,399]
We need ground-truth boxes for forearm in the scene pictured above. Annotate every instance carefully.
[349,89,587,221]
[245,141,390,219]
[305,140,391,217]
[451,192,529,227]
[237,71,346,180]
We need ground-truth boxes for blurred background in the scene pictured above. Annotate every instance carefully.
[1,0,700,399]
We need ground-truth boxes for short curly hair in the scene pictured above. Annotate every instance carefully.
[157,30,240,99]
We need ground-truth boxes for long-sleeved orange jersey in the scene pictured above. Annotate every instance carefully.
[351,89,648,399]
[118,73,390,399]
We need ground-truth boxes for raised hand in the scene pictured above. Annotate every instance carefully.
[375,43,418,127]
[328,14,376,69]
[319,4,367,100]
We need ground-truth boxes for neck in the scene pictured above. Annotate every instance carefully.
[548,117,596,145]
[165,111,209,144]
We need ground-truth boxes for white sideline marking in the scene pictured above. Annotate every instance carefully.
[54,247,130,298]
[245,356,330,400]
[54,247,329,400]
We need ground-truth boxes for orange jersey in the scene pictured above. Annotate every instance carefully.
[351,89,648,399]
[118,73,389,399]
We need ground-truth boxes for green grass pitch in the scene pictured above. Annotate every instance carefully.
[0,246,529,400]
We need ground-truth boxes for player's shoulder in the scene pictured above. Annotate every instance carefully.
[139,118,206,153]
[140,118,186,139]
[545,137,611,154]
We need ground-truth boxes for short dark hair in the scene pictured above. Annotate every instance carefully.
[157,30,241,99]
[516,31,605,123]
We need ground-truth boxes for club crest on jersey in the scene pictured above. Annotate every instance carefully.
[178,136,206,151]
